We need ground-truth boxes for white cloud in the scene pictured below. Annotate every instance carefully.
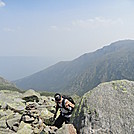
[48,17,124,33]
[72,17,124,29]
[48,26,58,31]
[48,25,72,32]
[62,27,72,31]
[3,28,15,32]
[0,0,5,7]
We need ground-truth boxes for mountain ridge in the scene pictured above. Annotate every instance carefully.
[14,39,134,95]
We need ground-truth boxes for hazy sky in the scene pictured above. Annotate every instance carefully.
[0,0,134,61]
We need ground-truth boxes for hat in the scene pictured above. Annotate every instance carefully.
[54,93,61,102]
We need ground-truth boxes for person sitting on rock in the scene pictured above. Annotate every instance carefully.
[53,93,75,128]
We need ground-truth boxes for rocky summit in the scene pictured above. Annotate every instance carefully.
[1,79,134,134]
[0,89,77,134]
[73,80,134,134]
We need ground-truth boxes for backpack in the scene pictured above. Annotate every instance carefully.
[62,95,75,105]
[62,95,75,112]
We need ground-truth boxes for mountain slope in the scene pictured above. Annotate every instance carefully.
[73,80,134,133]
[0,76,19,91]
[14,40,134,95]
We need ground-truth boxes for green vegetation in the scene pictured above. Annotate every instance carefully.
[39,91,55,97]
[0,84,20,92]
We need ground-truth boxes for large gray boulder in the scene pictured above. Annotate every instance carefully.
[22,89,40,102]
[73,80,134,134]
[0,90,25,112]
[17,121,33,134]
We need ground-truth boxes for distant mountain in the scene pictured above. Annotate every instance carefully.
[14,40,134,95]
[0,76,19,91]
[0,76,14,86]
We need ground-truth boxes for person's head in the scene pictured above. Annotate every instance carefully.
[54,93,62,103]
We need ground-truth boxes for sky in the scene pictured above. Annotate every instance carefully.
[0,0,134,62]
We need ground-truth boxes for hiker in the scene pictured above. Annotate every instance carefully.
[53,93,75,128]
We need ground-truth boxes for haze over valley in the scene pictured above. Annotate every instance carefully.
[0,56,58,81]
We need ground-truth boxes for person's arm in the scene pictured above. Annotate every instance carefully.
[65,100,75,111]
[54,103,59,118]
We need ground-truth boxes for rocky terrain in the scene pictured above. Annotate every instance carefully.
[1,79,134,134]
[0,89,77,134]
[73,80,134,134]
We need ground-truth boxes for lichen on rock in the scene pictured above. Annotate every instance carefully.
[73,80,134,134]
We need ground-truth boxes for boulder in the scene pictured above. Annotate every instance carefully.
[0,120,7,129]
[0,128,16,134]
[40,108,54,125]
[0,90,25,114]
[7,101,25,114]
[56,124,77,134]
[25,102,38,110]
[43,126,58,134]
[17,121,33,134]
[0,110,14,120]
[22,89,40,102]
[73,80,134,134]
[6,114,21,131]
